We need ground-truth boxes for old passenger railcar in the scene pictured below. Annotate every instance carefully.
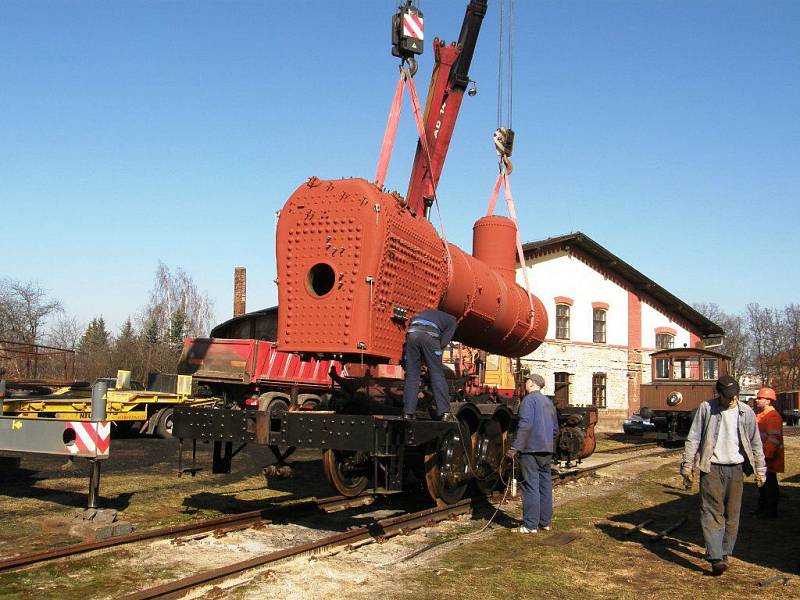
[640,347,732,443]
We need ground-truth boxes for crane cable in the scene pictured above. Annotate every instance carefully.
[487,0,534,319]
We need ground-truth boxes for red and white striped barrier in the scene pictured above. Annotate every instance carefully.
[65,421,111,456]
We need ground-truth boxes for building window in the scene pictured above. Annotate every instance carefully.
[593,308,606,343]
[556,304,570,339]
[656,333,674,349]
[592,373,607,408]
[554,372,570,407]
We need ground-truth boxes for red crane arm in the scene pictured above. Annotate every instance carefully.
[405,0,488,216]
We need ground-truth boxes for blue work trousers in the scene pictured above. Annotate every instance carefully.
[519,452,553,529]
[699,463,744,561]
[402,331,450,417]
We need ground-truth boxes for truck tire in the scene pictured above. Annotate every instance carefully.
[155,408,174,439]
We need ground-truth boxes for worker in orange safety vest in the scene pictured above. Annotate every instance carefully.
[754,387,784,518]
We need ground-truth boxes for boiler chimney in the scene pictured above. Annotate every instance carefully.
[233,267,246,317]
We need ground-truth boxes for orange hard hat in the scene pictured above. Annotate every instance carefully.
[756,387,776,402]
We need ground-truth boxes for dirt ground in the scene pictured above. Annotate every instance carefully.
[1,437,797,599]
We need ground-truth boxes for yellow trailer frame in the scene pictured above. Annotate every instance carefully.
[1,370,213,436]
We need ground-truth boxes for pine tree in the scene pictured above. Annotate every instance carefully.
[79,317,110,353]
[144,318,159,345]
[169,310,187,348]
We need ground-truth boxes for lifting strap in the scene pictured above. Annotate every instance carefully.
[374,66,452,273]
[374,67,433,191]
[485,165,534,315]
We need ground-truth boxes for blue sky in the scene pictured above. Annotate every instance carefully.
[2,0,798,334]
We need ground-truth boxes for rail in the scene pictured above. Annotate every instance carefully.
[0,494,372,573]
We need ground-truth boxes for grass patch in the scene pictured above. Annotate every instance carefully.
[0,549,184,600]
[0,447,333,556]
[399,443,800,600]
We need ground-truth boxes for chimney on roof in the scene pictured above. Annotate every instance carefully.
[233,267,246,317]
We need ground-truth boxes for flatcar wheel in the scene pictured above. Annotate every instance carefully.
[473,418,506,495]
[322,449,369,497]
[425,425,470,505]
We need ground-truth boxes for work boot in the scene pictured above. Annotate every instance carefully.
[403,414,416,421]
[711,560,728,576]
[437,413,458,424]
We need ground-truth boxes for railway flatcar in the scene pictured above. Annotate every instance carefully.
[639,347,732,443]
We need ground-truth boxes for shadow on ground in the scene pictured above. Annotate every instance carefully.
[0,466,136,510]
[596,478,800,575]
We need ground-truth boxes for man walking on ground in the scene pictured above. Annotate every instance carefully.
[402,308,458,422]
[680,375,766,576]
[754,386,784,518]
[506,374,559,534]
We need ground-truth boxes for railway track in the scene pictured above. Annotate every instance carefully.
[0,493,373,574]
[120,498,478,600]
[1,446,683,598]
[554,447,681,485]
[121,448,683,599]
[600,442,659,454]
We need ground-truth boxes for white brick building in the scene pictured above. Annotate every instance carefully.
[518,233,723,430]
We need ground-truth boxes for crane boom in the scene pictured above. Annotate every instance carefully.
[405,0,488,216]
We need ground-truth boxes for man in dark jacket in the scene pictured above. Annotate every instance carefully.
[402,308,458,421]
[506,374,559,533]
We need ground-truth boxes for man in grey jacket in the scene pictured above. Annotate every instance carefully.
[680,375,766,576]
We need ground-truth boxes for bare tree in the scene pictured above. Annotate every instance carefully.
[693,302,751,378]
[774,304,800,390]
[746,303,786,386]
[147,262,215,342]
[46,314,84,350]
[0,279,62,344]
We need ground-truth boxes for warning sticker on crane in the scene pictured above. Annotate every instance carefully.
[403,13,424,40]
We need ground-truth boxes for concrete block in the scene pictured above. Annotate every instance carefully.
[92,509,118,524]
[93,524,116,540]
[112,521,134,537]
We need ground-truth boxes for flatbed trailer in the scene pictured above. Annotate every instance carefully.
[1,371,212,437]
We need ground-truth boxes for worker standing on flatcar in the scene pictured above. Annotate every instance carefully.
[402,308,458,421]
[680,375,766,576]
[506,374,559,534]
[754,387,784,518]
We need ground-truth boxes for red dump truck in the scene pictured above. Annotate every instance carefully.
[176,336,340,412]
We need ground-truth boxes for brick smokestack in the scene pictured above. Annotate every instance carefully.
[233,267,246,317]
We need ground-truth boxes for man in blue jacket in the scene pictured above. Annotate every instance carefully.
[506,374,559,533]
[402,308,458,421]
